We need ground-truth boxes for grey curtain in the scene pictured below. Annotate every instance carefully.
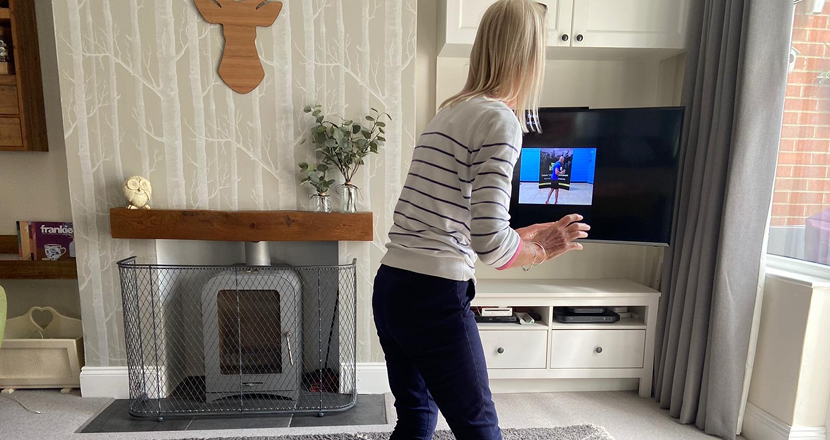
[653,1,793,439]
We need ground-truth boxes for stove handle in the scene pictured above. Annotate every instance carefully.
[285,331,295,366]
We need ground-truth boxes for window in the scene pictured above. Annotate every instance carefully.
[768,3,830,267]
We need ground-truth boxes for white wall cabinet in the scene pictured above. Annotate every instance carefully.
[571,0,688,50]
[439,0,689,58]
[442,0,574,50]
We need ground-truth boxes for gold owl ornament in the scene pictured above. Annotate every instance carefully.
[123,176,152,210]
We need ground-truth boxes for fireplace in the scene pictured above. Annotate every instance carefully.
[117,257,357,419]
[201,269,302,402]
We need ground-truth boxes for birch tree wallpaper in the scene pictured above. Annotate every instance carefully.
[52,0,417,367]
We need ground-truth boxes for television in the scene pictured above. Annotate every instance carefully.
[509,107,684,246]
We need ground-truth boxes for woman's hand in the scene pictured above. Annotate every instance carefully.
[516,214,590,262]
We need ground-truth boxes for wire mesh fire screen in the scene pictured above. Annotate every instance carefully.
[117,257,357,419]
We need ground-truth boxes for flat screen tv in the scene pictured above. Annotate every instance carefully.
[510,107,684,246]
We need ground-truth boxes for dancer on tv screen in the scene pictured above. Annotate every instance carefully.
[546,155,567,204]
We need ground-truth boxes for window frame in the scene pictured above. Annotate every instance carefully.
[766,254,830,281]
[764,6,830,279]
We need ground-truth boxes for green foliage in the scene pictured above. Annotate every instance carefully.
[301,105,391,183]
[298,162,335,194]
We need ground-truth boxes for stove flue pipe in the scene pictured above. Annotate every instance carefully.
[244,241,271,266]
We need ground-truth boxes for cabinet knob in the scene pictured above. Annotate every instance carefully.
[595,346,603,354]
[561,34,569,42]
[497,347,505,354]
[576,34,584,42]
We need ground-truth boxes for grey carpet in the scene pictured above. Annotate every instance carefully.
[0,390,731,440]
[175,425,614,440]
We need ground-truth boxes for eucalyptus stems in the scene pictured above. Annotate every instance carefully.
[301,105,390,184]
[297,162,335,195]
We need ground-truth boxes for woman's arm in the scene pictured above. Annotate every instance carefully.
[468,114,523,269]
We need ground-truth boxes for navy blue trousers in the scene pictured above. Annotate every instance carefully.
[373,265,501,440]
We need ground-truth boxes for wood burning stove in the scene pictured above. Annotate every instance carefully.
[201,269,302,402]
[118,255,357,419]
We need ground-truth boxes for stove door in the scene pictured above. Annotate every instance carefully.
[202,271,301,400]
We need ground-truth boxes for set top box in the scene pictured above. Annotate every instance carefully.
[553,307,621,324]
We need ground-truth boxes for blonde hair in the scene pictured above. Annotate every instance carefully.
[440,0,547,132]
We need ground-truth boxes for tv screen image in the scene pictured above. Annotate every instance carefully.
[510,107,683,246]
[518,147,597,206]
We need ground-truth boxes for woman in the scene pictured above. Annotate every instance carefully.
[373,1,589,439]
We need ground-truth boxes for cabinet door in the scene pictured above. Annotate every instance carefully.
[480,330,548,369]
[571,0,688,49]
[550,329,645,369]
[446,0,574,48]
[544,0,575,47]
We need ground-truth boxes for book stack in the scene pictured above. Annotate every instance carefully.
[16,221,75,261]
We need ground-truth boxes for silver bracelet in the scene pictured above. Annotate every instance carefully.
[522,242,546,272]
[531,242,545,267]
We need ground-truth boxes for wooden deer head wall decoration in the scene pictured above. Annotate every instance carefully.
[194,0,283,94]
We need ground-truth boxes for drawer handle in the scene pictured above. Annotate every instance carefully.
[497,347,505,354]
[595,346,603,354]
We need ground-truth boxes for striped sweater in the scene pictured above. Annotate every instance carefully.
[381,97,523,282]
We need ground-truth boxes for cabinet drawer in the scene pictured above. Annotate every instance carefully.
[550,330,644,369]
[479,330,547,369]
[0,117,23,147]
[0,83,19,115]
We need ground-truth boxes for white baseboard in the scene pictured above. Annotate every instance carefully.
[490,378,638,393]
[356,362,390,394]
[353,364,641,395]
[80,366,129,399]
[743,403,826,440]
[78,363,648,399]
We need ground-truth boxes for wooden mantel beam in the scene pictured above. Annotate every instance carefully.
[110,208,374,242]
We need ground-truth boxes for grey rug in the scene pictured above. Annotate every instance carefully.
[179,425,614,440]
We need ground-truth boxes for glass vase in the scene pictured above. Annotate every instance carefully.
[311,193,332,213]
[340,182,359,213]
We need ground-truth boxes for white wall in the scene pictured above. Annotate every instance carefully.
[416,0,438,137]
[436,57,682,112]
[0,0,80,320]
[826,400,830,439]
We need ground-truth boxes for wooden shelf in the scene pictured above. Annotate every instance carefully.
[0,75,16,86]
[0,8,10,21]
[0,235,78,280]
[110,208,374,242]
[477,321,549,331]
[0,234,17,254]
[0,260,78,280]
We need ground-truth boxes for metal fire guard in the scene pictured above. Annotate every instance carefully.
[117,257,357,420]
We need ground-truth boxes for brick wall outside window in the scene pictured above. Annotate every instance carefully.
[772,3,830,227]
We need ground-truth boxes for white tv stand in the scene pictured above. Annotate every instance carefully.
[473,278,661,398]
